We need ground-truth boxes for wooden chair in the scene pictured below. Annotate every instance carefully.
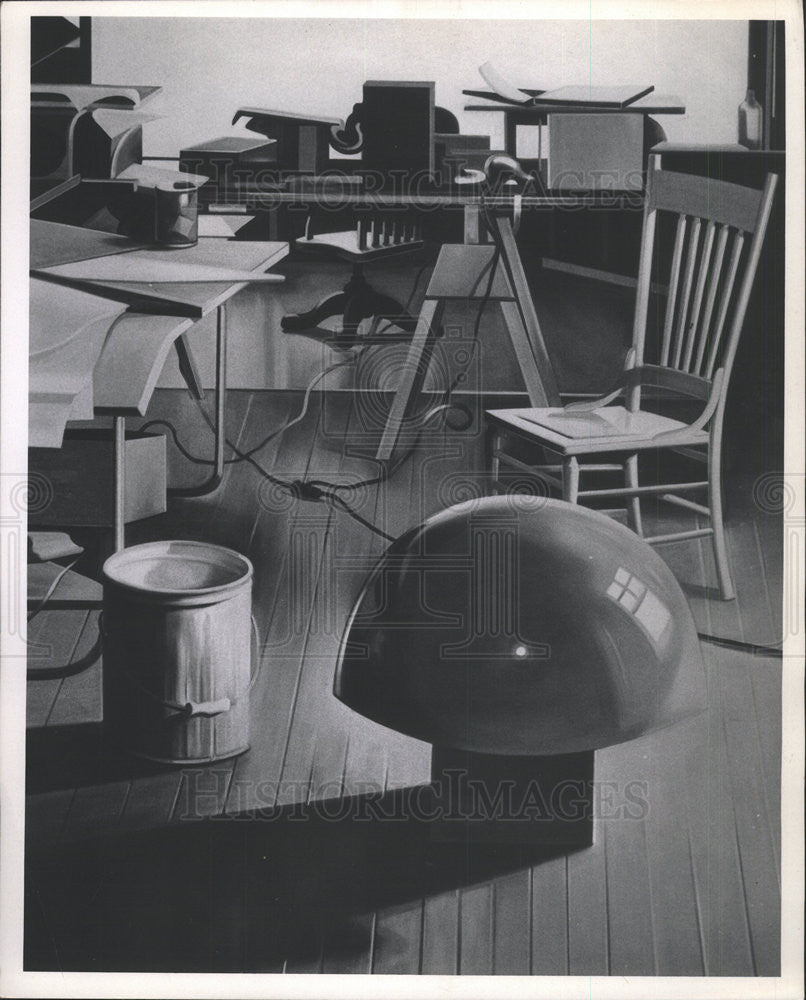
[485,157,778,600]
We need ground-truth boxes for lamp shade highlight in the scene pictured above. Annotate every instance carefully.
[334,496,706,755]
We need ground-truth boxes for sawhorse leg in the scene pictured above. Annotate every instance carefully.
[375,217,560,463]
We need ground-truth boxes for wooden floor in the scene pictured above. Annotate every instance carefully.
[24,387,782,975]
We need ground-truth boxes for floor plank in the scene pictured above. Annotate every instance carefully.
[711,649,781,975]
[62,780,130,842]
[685,654,756,976]
[26,610,87,728]
[224,392,316,814]
[602,817,656,975]
[492,869,531,975]
[639,720,706,976]
[46,610,103,726]
[421,890,459,975]
[458,882,493,975]
[530,855,568,975]
[567,835,609,975]
[371,900,424,974]
[118,770,183,834]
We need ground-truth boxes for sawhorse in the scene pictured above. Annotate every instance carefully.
[375,213,560,462]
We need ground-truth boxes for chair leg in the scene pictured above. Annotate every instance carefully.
[624,453,644,536]
[486,427,501,493]
[708,444,735,601]
[562,456,580,504]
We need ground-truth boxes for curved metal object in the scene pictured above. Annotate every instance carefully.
[335,496,706,756]
[329,102,364,154]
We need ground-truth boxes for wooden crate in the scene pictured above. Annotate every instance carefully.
[29,429,166,528]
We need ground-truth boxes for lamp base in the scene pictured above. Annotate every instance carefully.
[429,745,594,847]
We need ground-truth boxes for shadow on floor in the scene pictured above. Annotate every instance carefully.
[25,787,581,972]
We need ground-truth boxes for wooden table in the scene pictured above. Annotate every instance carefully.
[463,92,685,157]
[239,184,641,460]
[30,221,289,547]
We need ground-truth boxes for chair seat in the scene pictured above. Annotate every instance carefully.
[294,230,423,264]
[486,405,709,455]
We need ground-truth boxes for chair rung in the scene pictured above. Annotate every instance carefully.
[494,451,539,473]
[645,527,714,545]
[578,480,708,499]
[672,446,708,463]
[660,493,711,516]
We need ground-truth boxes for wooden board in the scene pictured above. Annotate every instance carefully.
[531,84,654,108]
[31,224,289,319]
[30,219,147,269]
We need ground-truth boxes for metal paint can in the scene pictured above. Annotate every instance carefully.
[102,541,254,764]
[154,180,198,248]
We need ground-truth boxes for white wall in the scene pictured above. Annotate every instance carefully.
[94,16,749,152]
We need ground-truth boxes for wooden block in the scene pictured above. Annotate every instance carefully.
[361,81,435,186]
[28,429,166,528]
[547,113,645,192]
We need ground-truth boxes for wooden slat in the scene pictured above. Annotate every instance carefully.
[753,516,784,642]
[492,869,531,974]
[693,223,730,375]
[421,891,459,974]
[685,653,756,976]
[118,771,183,834]
[602,816,656,975]
[530,856,568,974]
[705,230,744,379]
[712,650,781,974]
[728,517,781,647]
[62,780,130,842]
[222,392,316,815]
[660,213,687,367]
[275,394,358,807]
[459,882,493,975]
[46,610,102,726]
[171,763,235,823]
[672,216,701,370]
[682,220,715,371]
[641,721,706,975]
[26,610,87,727]
[567,836,608,974]
[650,169,764,233]
[371,900,424,974]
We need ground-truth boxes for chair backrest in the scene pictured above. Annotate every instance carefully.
[630,157,778,405]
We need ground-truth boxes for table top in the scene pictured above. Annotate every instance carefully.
[463,92,686,116]
[30,220,288,318]
[237,184,644,212]
[29,224,290,437]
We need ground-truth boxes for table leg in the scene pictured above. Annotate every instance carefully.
[113,415,126,552]
[168,303,228,498]
[505,113,518,157]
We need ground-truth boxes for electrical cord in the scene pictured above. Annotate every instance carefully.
[140,358,356,467]
[697,632,783,658]
[27,557,81,624]
[190,395,396,542]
